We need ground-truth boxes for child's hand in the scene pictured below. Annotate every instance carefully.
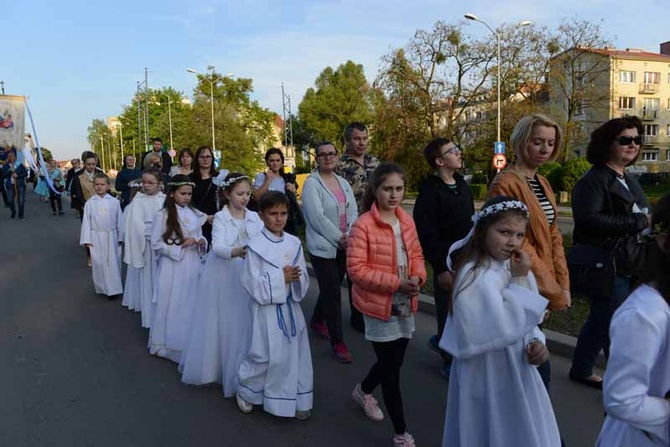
[283,265,301,283]
[510,248,531,277]
[197,238,207,248]
[182,237,197,247]
[526,340,549,366]
[232,246,247,259]
[399,279,420,296]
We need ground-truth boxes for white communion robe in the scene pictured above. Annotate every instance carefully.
[439,259,560,447]
[180,206,264,397]
[236,228,313,418]
[80,194,124,296]
[148,205,207,363]
[121,191,165,327]
[596,284,670,447]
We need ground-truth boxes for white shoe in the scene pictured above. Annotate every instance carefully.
[352,383,384,421]
[236,393,253,414]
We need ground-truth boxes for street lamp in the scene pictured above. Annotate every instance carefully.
[464,13,531,150]
[186,67,234,155]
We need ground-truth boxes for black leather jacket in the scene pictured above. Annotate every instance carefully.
[572,164,650,249]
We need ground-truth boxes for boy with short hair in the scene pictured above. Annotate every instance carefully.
[236,191,313,420]
[80,173,124,299]
[413,138,474,377]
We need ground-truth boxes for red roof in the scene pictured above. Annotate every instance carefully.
[576,46,670,62]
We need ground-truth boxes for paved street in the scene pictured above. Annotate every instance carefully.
[1,194,602,447]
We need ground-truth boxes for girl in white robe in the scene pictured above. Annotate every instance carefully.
[121,168,165,327]
[180,173,263,397]
[597,192,670,447]
[148,175,208,363]
[80,174,124,297]
[440,196,560,447]
[235,191,312,419]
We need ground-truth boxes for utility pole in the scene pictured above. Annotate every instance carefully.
[0,80,5,95]
[281,82,295,165]
[144,67,149,150]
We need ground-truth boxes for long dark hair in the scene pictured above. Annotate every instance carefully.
[586,116,643,166]
[361,162,405,213]
[162,174,194,244]
[638,192,670,305]
[452,195,529,300]
[192,146,218,180]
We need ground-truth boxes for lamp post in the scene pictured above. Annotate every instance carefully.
[186,67,234,155]
[464,14,531,149]
[96,134,106,172]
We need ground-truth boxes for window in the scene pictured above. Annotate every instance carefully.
[644,72,661,84]
[667,124,670,136]
[642,151,658,161]
[619,97,636,109]
[643,98,660,110]
[666,149,670,161]
[620,71,636,83]
[668,73,670,84]
[644,124,659,136]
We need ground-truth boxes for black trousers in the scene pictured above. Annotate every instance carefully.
[310,251,347,345]
[361,338,409,435]
[49,190,63,213]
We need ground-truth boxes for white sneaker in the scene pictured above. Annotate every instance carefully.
[295,410,311,420]
[236,393,253,414]
[352,383,384,421]
[392,432,416,447]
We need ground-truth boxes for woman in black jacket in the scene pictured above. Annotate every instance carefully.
[569,116,651,389]
[115,155,142,210]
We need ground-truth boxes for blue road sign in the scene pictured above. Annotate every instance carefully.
[494,141,505,154]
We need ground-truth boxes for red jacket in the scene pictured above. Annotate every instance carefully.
[347,203,427,321]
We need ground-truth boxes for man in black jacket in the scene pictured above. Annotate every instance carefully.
[141,138,172,175]
[413,137,474,377]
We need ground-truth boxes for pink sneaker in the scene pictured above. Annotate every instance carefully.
[352,383,384,421]
[392,432,416,447]
[309,321,330,340]
[332,342,353,363]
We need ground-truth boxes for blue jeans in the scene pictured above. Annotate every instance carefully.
[570,275,632,378]
[7,182,26,218]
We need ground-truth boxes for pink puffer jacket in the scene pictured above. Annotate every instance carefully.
[347,203,427,321]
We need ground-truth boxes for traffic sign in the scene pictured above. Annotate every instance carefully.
[492,153,507,170]
[494,141,505,154]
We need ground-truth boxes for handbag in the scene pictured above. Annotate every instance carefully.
[612,232,654,277]
[567,244,615,297]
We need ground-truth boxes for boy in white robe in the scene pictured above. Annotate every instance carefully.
[236,191,313,419]
[80,173,124,298]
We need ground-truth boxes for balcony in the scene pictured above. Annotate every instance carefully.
[639,83,660,94]
[643,135,659,145]
[641,109,658,120]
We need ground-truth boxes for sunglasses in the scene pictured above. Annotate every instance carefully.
[616,136,643,146]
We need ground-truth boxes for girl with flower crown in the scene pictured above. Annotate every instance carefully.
[439,195,560,447]
[148,174,208,363]
[179,171,264,397]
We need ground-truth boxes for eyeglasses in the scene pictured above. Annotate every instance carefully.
[616,136,643,146]
[198,155,213,159]
[440,146,461,157]
[317,152,338,159]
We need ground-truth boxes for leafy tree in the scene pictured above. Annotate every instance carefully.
[297,61,373,147]
[561,157,591,193]
[86,118,114,170]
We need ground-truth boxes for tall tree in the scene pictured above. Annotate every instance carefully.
[547,18,612,161]
[86,118,113,170]
[297,61,373,146]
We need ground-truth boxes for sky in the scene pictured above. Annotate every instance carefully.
[3,0,668,160]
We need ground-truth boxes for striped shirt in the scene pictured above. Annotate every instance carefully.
[526,177,555,226]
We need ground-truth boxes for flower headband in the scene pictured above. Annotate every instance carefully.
[212,169,249,188]
[167,180,195,188]
[446,199,529,271]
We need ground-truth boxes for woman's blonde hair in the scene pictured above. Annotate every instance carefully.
[509,114,563,164]
[143,152,162,169]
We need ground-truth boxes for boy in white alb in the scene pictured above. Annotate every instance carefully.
[80,173,124,298]
[236,191,313,419]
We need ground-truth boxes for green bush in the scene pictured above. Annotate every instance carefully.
[562,158,591,194]
[469,184,488,201]
[470,172,489,184]
[538,162,565,192]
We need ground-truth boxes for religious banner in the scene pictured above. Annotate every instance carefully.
[0,95,25,151]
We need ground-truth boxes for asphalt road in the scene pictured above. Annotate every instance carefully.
[1,194,602,447]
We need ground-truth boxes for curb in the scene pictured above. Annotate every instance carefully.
[306,263,605,368]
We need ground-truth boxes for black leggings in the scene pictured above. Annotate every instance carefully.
[361,338,409,435]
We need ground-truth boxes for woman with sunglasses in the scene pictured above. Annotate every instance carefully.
[569,116,651,389]
[487,114,570,394]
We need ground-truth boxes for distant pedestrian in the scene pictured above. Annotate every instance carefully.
[34,163,50,202]
[413,137,474,378]
[141,138,172,176]
[2,149,27,219]
[439,196,560,447]
[79,173,124,298]
[347,163,426,447]
[47,159,65,215]
[336,122,380,333]
[115,155,142,210]
[168,148,194,178]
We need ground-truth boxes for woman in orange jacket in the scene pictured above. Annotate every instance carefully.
[347,162,426,447]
